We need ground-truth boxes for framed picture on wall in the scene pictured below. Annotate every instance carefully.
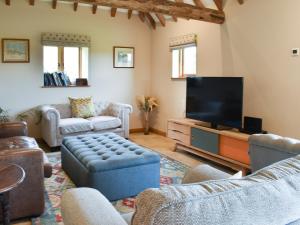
[2,39,30,63]
[113,46,134,68]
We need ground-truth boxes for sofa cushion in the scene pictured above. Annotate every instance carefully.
[59,118,93,135]
[87,116,122,131]
[133,155,300,225]
[69,97,96,118]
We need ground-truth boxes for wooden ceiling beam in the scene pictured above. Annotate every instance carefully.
[237,0,244,4]
[138,12,145,22]
[172,16,178,22]
[155,13,165,27]
[213,0,223,11]
[92,4,97,14]
[52,0,57,9]
[111,8,117,17]
[62,0,225,24]
[74,1,78,11]
[145,13,156,29]
[5,0,10,5]
[128,9,133,19]
[29,0,35,6]
[193,0,205,8]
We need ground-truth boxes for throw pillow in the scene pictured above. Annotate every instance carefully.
[69,97,96,118]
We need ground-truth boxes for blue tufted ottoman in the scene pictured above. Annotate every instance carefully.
[61,133,160,201]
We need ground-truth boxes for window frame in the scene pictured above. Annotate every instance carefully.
[171,44,197,79]
[43,46,89,83]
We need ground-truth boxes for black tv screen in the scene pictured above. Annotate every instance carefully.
[186,77,243,129]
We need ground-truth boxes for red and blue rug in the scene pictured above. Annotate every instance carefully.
[32,151,189,225]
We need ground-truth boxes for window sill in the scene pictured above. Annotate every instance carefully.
[41,85,90,88]
[171,77,186,80]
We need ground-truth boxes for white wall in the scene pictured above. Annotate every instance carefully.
[150,20,223,132]
[151,0,300,139]
[0,1,152,136]
[3,0,300,139]
[222,0,300,138]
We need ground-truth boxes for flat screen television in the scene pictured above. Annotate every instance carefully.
[186,77,243,129]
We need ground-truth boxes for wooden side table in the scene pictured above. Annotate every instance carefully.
[0,163,25,225]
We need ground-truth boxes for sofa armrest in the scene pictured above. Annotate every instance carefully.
[61,188,128,225]
[181,164,231,184]
[110,103,133,138]
[41,106,60,147]
[0,122,28,138]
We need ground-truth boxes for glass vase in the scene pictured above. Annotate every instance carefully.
[144,111,150,135]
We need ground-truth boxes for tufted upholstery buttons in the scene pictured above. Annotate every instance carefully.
[102,156,109,160]
[135,150,144,155]
[62,133,160,172]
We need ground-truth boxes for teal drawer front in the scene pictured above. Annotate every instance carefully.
[191,128,219,154]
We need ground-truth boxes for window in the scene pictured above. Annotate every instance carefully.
[171,45,197,79]
[43,46,89,84]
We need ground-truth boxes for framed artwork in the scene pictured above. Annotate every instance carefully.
[113,46,134,68]
[2,39,30,63]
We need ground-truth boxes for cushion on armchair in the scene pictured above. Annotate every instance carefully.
[59,118,93,135]
[87,116,122,131]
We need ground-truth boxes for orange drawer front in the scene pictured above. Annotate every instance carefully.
[219,136,250,165]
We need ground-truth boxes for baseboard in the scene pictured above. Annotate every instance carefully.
[130,127,166,136]
[129,128,144,133]
[150,127,166,137]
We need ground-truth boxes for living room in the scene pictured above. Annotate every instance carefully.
[1,0,300,225]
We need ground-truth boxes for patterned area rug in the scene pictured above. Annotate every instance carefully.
[32,151,189,225]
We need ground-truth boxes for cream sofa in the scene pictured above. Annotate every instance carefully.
[61,144,300,225]
[41,101,132,147]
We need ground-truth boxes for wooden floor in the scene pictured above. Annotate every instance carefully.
[13,132,210,225]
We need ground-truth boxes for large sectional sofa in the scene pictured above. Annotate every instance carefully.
[61,133,300,225]
[41,101,132,147]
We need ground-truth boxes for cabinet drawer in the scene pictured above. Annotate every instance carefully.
[191,128,219,154]
[168,122,190,135]
[168,130,190,145]
[220,136,250,165]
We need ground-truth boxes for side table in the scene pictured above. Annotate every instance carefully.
[0,163,25,225]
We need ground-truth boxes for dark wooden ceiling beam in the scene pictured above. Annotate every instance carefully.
[128,9,133,19]
[62,0,225,24]
[111,7,117,17]
[237,0,244,4]
[193,0,205,8]
[5,0,10,5]
[155,13,166,27]
[213,0,223,11]
[172,16,178,22]
[52,0,57,9]
[92,4,97,14]
[29,0,35,6]
[145,13,156,29]
[74,1,78,11]
[138,12,145,22]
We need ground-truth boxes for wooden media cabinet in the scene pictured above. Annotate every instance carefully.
[167,118,251,174]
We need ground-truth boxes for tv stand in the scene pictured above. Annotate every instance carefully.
[194,121,232,131]
[167,118,251,175]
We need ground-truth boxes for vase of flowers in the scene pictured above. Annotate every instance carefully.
[137,96,159,135]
